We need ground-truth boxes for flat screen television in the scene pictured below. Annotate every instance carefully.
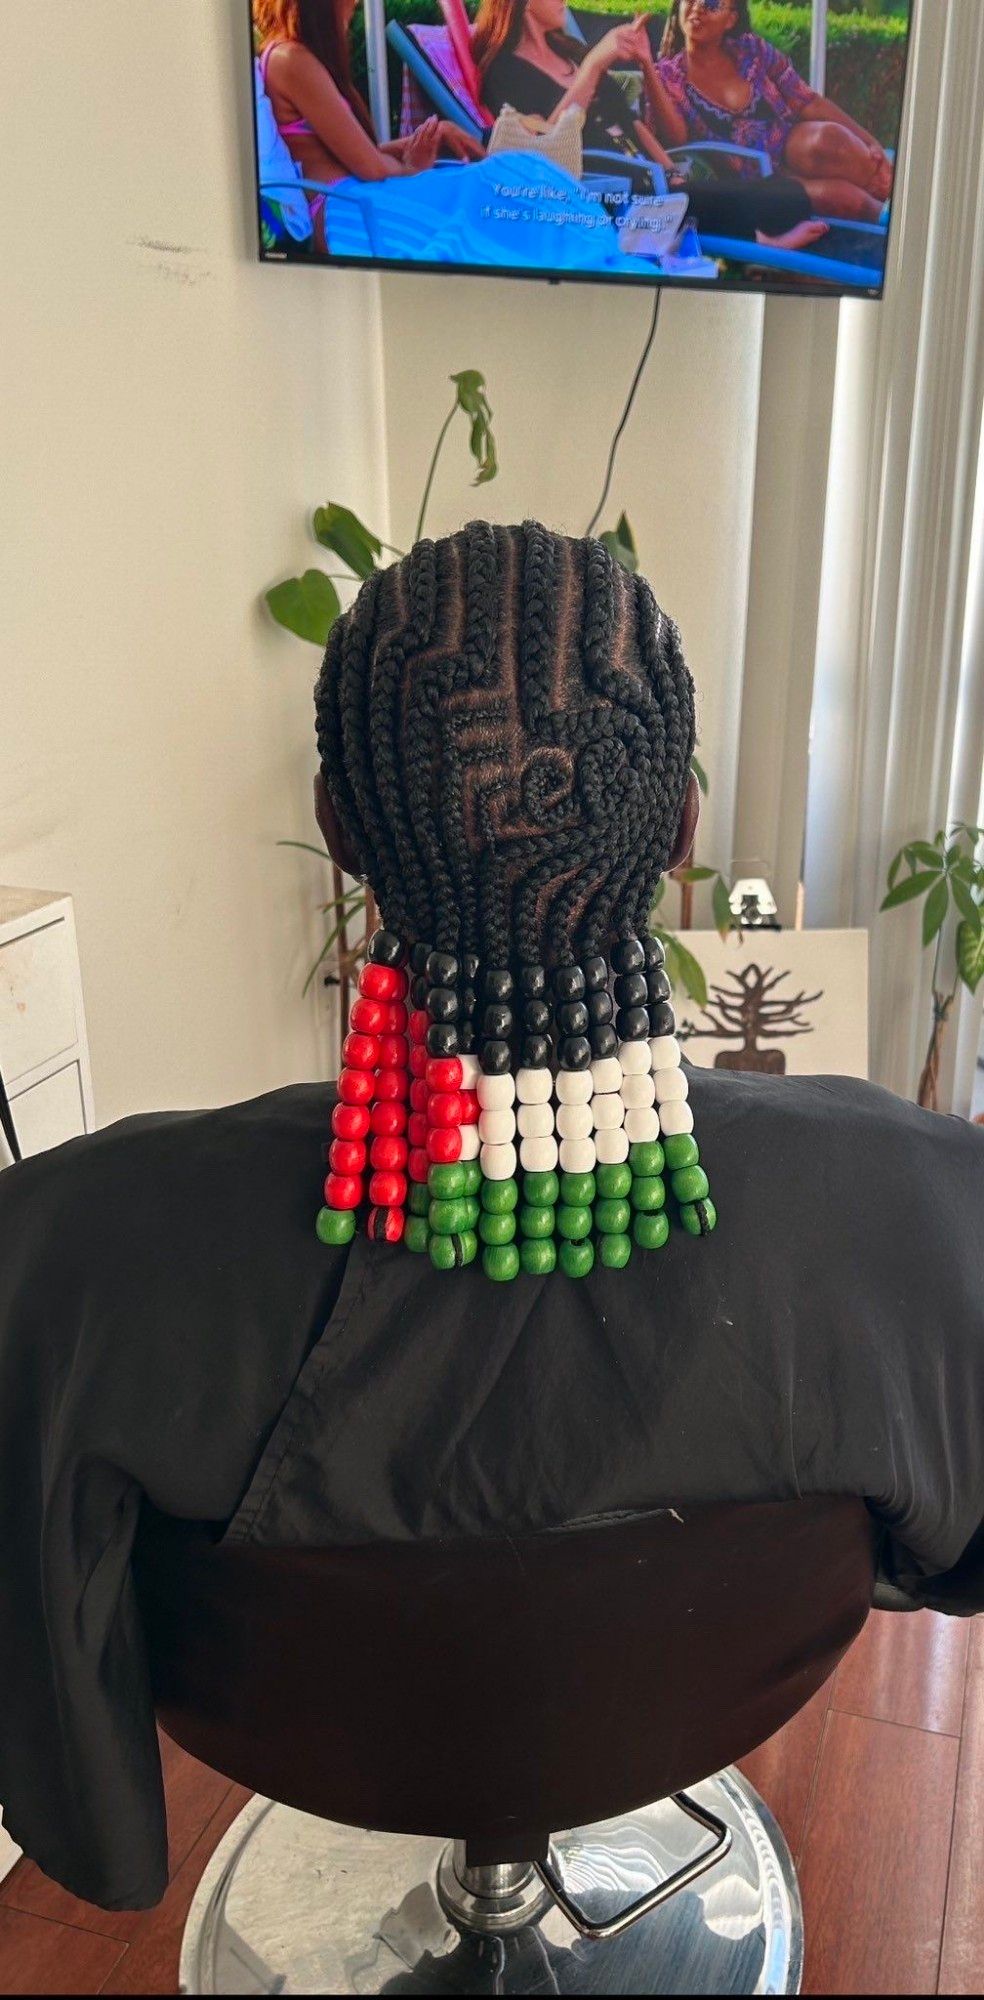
[248,0,914,297]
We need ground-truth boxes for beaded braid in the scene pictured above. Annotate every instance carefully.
[314,520,717,1272]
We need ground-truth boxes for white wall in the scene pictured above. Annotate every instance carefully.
[380,274,765,887]
[0,1,388,1125]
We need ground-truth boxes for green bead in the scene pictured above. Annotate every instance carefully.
[483,1242,520,1281]
[429,1162,466,1199]
[557,1203,592,1241]
[629,1140,665,1178]
[481,1176,519,1213]
[680,1198,717,1237]
[479,1209,517,1246]
[316,1205,356,1246]
[599,1232,632,1269]
[524,1170,560,1207]
[672,1166,709,1205]
[594,1197,631,1235]
[461,1197,481,1229]
[462,1160,482,1195]
[634,1210,670,1251]
[459,1229,479,1264]
[430,1229,477,1270]
[429,1196,469,1235]
[409,1183,430,1217]
[559,1238,595,1278]
[404,1215,429,1253]
[596,1162,632,1200]
[663,1133,699,1171]
[520,1236,557,1275]
[560,1171,596,1208]
[631,1175,666,1214]
[519,1202,555,1240]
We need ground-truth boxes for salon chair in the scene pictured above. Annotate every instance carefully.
[135,1495,877,1995]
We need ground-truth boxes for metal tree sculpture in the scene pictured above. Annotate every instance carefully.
[679,963,823,1074]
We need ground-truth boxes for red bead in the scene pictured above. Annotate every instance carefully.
[329,1138,366,1175]
[332,1103,370,1141]
[408,1111,429,1148]
[408,1147,430,1182]
[369,1169,407,1208]
[374,1066,409,1101]
[459,1090,480,1125]
[338,1068,375,1105]
[371,1134,408,1172]
[368,1205,406,1244]
[342,1031,379,1072]
[426,1126,462,1164]
[425,1056,463,1092]
[386,1001,409,1035]
[410,1078,430,1113]
[409,1045,428,1077]
[325,1172,362,1210]
[360,964,401,1001]
[350,996,387,1035]
[409,1009,429,1045]
[378,1034,409,1071]
[428,1091,462,1129]
[370,1100,407,1136]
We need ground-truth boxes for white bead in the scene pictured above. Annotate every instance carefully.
[520,1134,559,1172]
[625,1106,661,1143]
[556,1069,592,1104]
[658,1099,694,1137]
[479,1107,516,1145]
[592,1093,625,1131]
[517,1101,554,1138]
[621,1072,655,1109]
[654,1067,689,1104]
[559,1136,596,1173]
[594,1125,629,1164]
[481,1140,517,1180]
[458,1053,481,1089]
[476,1072,516,1110]
[458,1123,480,1160]
[618,1039,651,1073]
[649,1036,681,1071]
[516,1066,553,1104]
[557,1101,592,1140]
[590,1057,623,1095]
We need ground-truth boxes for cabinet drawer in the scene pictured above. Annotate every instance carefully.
[0,919,78,1084]
[10,1063,86,1158]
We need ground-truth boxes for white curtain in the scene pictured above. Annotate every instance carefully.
[804,0,984,1110]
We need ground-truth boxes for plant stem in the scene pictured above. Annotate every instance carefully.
[415,402,456,545]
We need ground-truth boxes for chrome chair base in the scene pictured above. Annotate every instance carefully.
[179,1768,802,1995]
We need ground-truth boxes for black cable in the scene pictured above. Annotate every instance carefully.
[585,288,663,539]
[0,1064,21,1164]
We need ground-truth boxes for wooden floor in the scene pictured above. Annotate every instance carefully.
[1,1608,981,1995]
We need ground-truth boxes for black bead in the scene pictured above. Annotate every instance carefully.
[483,1002,513,1041]
[612,936,645,975]
[484,966,515,1003]
[427,1021,460,1058]
[518,962,547,998]
[647,968,672,1004]
[480,1038,512,1075]
[410,941,431,974]
[368,928,404,966]
[616,1006,650,1040]
[427,985,459,1023]
[460,984,477,1019]
[642,935,665,971]
[557,999,588,1037]
[553,963,585,1001]
[648,1000,676,1038]
[426,949,458,989]
[410,974,429,1009]
[559,1034,592,1070]
[586,989,613,1026]
[582,955,609,992]
[521,1034,551,1068]
[590,1023,619,1060]
[462,952,480,983]
[524,997,551,1035]
[458,1021,476,1053]
[614,970,648,1010]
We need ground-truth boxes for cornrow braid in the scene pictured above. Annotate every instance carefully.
[313,521,718,1278]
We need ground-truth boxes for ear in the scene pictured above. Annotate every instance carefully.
[314,770,363,879]
[668,769,700,871]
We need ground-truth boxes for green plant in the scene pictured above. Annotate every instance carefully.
[879,823,984,1109]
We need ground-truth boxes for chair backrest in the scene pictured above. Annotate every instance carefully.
[391,22,491,138]
[136,1495,876,1861]
[439,0,485,107]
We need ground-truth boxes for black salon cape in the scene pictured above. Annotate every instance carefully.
[0,1071,982,1910]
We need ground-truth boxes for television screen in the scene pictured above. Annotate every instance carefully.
[248,0,914,297]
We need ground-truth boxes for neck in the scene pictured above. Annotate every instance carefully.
[519,18,557,61]
[685,39,731,73]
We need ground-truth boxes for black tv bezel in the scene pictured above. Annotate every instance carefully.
[246,0,916,303]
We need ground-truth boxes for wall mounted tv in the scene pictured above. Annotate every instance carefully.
[249,0,914,297]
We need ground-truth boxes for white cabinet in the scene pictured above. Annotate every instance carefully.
[0,888,94,1162]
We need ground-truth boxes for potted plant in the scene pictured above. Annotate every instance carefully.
[879,822,984,1109]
